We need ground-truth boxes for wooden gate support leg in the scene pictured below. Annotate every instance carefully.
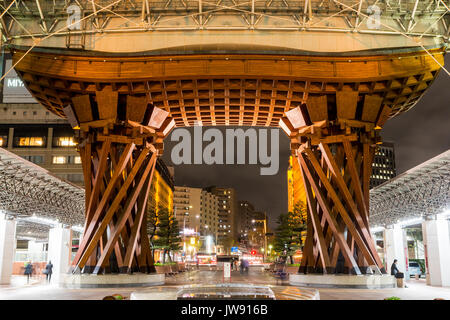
[281,102,388,275]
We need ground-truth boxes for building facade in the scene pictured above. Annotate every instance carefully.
[287,155,307,217]
[205,186,238,245]
[173,186,219,237]
[147,159,175,215]
[0,103,84,185]
[370,142,397,189]
[237,200,256,241]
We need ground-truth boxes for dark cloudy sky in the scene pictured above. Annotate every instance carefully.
[162,58,450,230]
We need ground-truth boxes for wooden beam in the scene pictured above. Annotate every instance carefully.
[300,162,332,273]
[72,143,137,270]
[92,149,155,273]
[303,147,381,271]
[123,153,157,272]
[298,151,361,274]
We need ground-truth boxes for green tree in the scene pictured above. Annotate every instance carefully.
[147,207,159,260]
[273,201,307,264]
[153,209,182,263]
[222,235,238,254]
[290,201,307,240]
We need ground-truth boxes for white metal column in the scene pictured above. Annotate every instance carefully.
[0,214,16,285]
[384,224,409,277]
[47,224,72,285]
[422,215,450,287]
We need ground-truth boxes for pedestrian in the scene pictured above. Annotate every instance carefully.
[24,261,33,284]
[390,259,400,276]
[391,259,406,288]
[45,260,53,283]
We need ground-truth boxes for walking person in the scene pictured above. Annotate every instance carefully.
[24,261,33,284]
[45,260,53,283]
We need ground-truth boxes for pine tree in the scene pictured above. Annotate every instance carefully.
[153,209,182,263]
[147,207,159,261]
[273,201,307,264]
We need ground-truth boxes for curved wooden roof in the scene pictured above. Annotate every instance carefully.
[11,46,445,127]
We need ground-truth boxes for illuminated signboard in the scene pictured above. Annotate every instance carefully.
[2,59,37,103]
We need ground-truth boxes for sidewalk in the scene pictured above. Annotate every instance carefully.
[0,271,449,300]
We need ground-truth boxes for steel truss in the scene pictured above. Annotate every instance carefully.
[0,147,85,226]
[369,149,450,227]
[0,0,448,40]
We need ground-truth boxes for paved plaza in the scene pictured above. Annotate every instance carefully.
[1,269,449,301]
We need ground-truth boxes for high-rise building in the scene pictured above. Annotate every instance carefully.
[370,142,397,189]
[205,186,238,244]
[237,201,255,240]
[0,103,84,185]
[248,211,268,252]
[147,159,175,215]
[287,155,307,216]
[173,186,219,237]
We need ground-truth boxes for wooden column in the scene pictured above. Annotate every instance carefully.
[280,101,388,275]
[62,89,175,275]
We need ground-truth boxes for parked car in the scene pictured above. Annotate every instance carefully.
[408,261,422,278]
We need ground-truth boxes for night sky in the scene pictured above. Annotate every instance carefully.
[162,57,450,230]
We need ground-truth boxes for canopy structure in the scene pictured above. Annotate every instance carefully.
[0,147,85,227]
[369,149,450,227]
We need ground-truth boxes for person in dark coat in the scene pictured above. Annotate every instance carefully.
[24,261,33,284]
[391,259,400,276]
[45,261,54,283]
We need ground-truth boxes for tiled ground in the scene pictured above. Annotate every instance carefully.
[1,270,449,300]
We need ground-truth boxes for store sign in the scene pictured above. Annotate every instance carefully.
[2,59,37,103]
[223,262,231,279]
[230,246,238,253]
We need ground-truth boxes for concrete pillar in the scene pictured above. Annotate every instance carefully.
[47,127,53,150]
[28,241,45,262]
[7,127,14,149]
[422,215,450,287]
[384,224,409,278]
[0,214,16,284]
[47,224,72,284]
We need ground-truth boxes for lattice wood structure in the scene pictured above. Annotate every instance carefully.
[10,45,445,275]
[63,88,174,274]
[280,97,393,274]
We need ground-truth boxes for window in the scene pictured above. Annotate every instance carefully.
[52,156,67,164]
[18,137,44,147]
[55,137,76,147]
[22,155,43,164]
[68,155,81,164]
[67,174,84,183]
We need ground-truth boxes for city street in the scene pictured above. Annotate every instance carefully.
[1,268,450,301]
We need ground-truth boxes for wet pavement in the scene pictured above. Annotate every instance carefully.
[1,269,450,300]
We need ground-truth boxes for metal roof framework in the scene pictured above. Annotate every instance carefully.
[0,147,85,227]
[1,0,448,40]
[369,149,450,227]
